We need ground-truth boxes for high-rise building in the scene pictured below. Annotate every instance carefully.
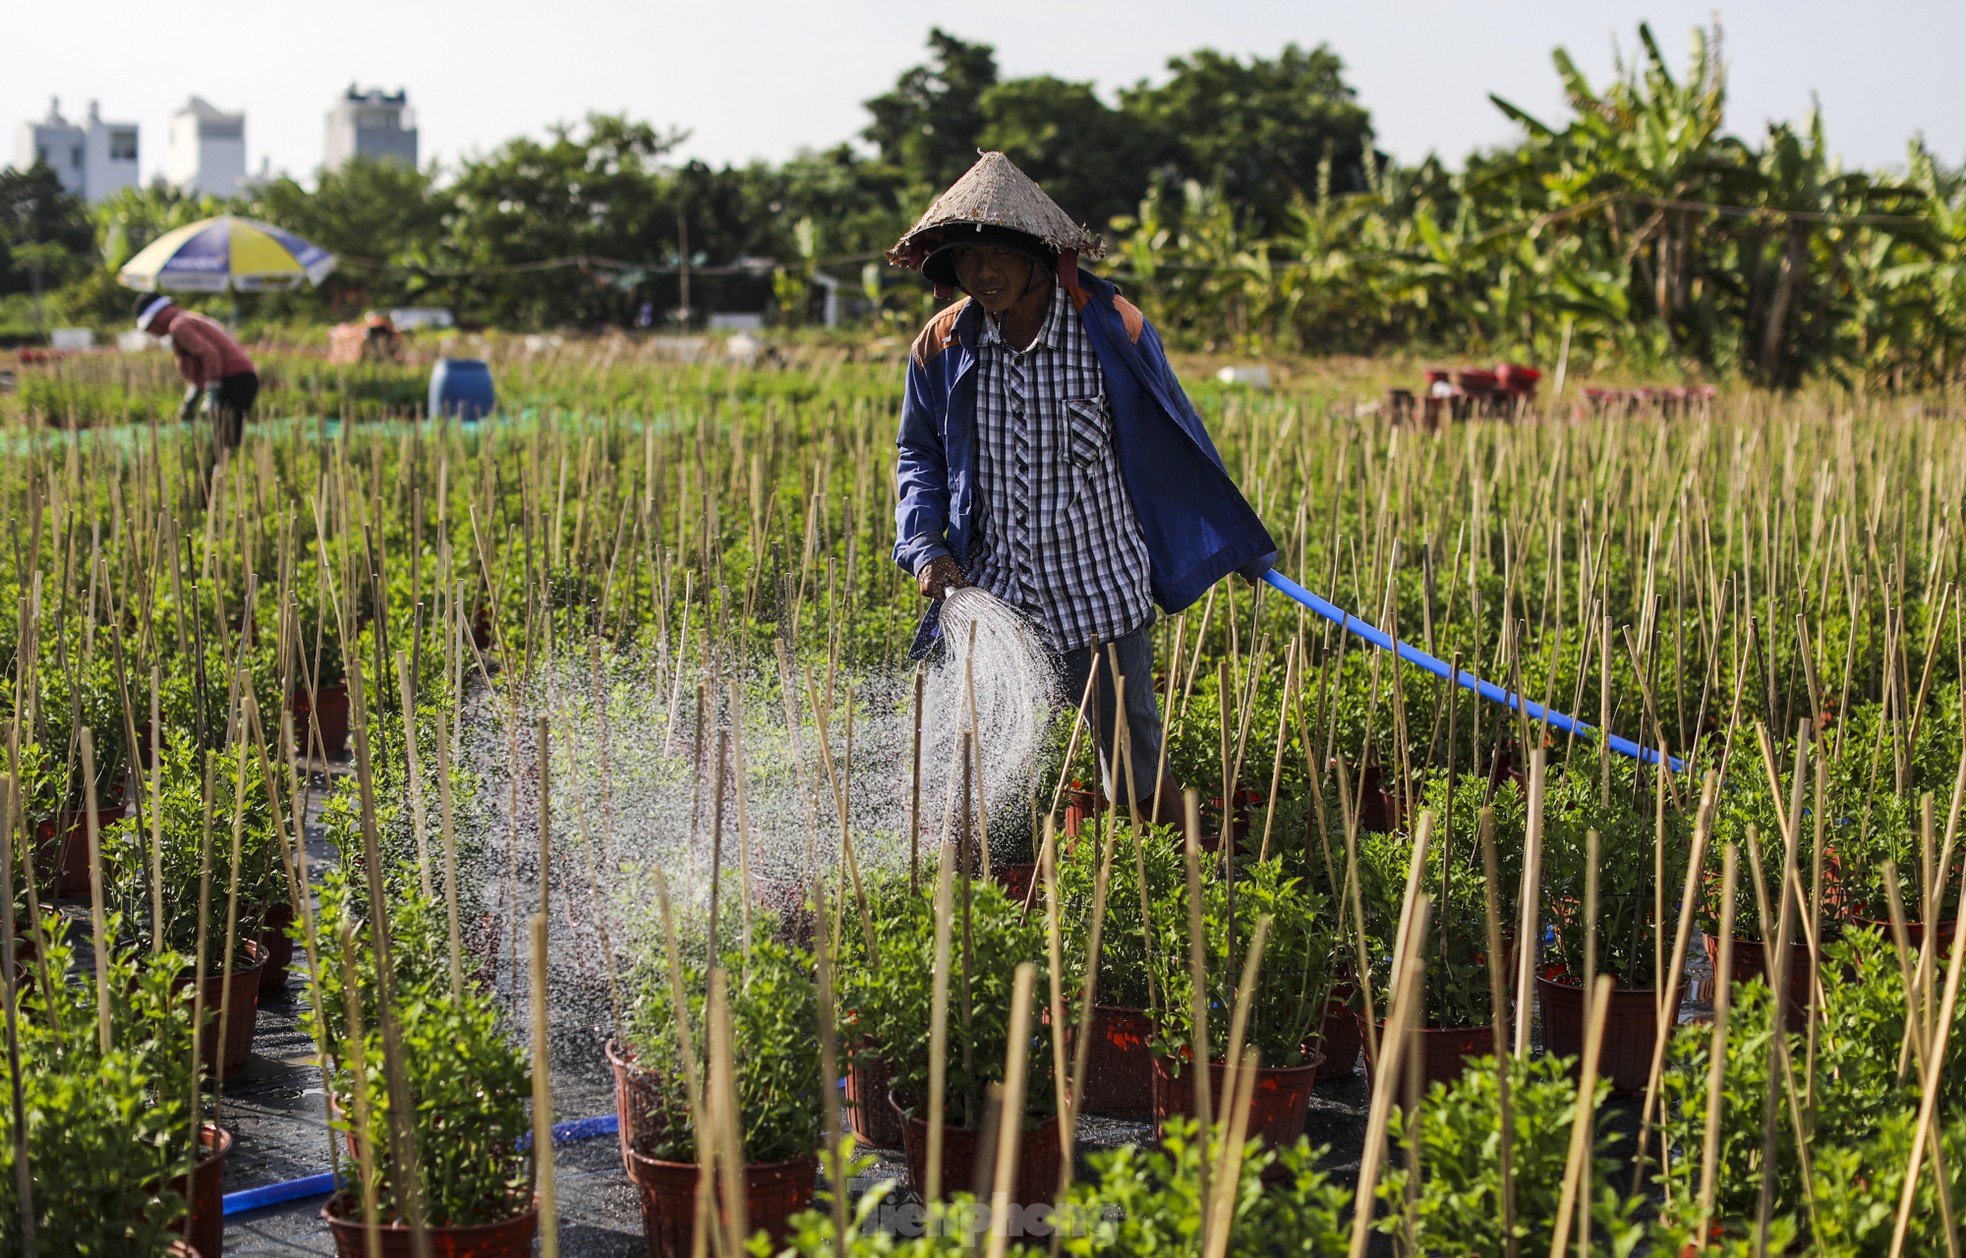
[324,86,418,171]
[13,97,140,201]
[166,96,247,197]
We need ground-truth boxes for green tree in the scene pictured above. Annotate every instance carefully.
[0,163,95,332]
[249,157,451,316]
[1119,44,1375,237]
[977,76,1151,234]
[441,113,684,326]
[861,28,999,192]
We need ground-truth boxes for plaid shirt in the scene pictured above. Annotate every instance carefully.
[967,282,1153,653]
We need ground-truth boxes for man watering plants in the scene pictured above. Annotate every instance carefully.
[133,293,259,450]
[890,152,1276,816]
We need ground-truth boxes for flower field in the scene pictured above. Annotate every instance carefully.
[2,343,1963,1255]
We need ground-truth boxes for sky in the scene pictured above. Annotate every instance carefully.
[10,0,1965,190]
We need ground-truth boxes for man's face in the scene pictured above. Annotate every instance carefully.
[951,245,1041,314]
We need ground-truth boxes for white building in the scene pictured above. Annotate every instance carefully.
[166,96,247,197]
[13,97,139,201]
[324,86,418,171]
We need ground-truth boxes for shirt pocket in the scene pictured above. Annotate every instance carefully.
[1064,396,1112,468]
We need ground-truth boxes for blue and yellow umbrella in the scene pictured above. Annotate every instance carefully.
[119,215,336,294]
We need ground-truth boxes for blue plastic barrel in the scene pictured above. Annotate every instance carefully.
[428,358,495,421]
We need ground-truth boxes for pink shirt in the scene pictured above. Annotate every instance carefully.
[163,310,255,386]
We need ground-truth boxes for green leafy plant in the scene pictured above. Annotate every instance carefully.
[858,877,1057,1129]
[1376,1053,1647,1255]
[329,978,533,1227]
[1150,855,1335,1071]
[30,647,132,809]
[620,930,824,1165]
[103,727,283,968]
[1055,821,1185,1013]
[1357,818,1502,1031]
[1543,750,1691,987]
[0,923,198,1255]
[1706,755,1820,942]
[1651,927,1966,1249]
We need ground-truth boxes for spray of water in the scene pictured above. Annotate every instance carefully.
[451,586,1064,1082]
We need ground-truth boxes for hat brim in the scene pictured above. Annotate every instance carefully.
[920,226,1057,290]
[134,295,173,331]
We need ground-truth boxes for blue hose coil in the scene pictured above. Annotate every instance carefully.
[1260,569,1685,772]
[221,1114,620,1216]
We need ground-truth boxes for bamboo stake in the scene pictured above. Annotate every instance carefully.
[1202,1046,1260,1258]
[529,913,560,1258]
[1037,817,1070,1177]
[707,970,747,1258]
[910,664,925,894]
[1182,789,1215,1177]
[1888,876,1966,1258]
[436,680,464,998]
[339,920,385,1258]
[1061,823,1115,1198]
[727,682,755,953]
[1513,750,1548,1057]
[1257,641,1297,862]
[1882,864,1963,1258]
[982,963,1037,1258]
[397,650,433,898]
[0,774,34,1258]
[208,718,250,1135]
[1478,807,1517,1258]
[925,838,958,1203]
[79,729,111,1054]
[1632,772,1717,1196]
[346,659,434,1258]
[810,875,850,1255]
[1546,977,1611,1258]
[1348,891,1431,1258]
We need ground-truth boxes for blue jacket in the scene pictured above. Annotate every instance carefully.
[893,270,1277,632]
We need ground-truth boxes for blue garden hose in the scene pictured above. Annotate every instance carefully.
[1261,568,1685,772]
[220,1114,620,1216]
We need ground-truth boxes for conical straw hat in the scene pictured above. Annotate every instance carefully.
[888,151,1106,270]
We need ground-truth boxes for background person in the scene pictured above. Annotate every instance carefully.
[133,294,258,449]
[889,152,1276,816]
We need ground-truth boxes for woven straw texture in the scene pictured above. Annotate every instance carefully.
[889,152,1105,269]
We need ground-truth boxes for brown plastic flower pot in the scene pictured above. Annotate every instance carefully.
[1364,1020,1491,1093]
[1703,932,1814,1033]
[323,1193,538,1257]
[1063,784,1110,838]
[257,902,297,996]
[624,1147,815,1258]
[171,941,265,1077]
[294,681,351,757]
[1843,912,1958,953]
[1331,760,1401,835]
[1077,1003,1156,1119]
[167,1124,232,1258]
[844,1045,904,1149]
[891,1092,1062,1209]
[993,861,1037,905]
[606,1038,671,1158]
[1314,998,1363,1080]
[1150,1053,1322,1151]
[1537,970,1682,1094]
[33,804,119,897]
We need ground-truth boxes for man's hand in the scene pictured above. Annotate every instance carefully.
[178,385,201,423]
[917,555,967,601]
